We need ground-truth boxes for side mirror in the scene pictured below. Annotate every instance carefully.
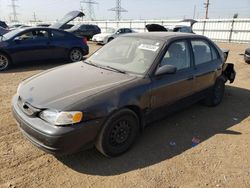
[155,64,177,76]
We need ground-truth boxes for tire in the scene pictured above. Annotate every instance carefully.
[95,109,139,157]
[0,53,11,71]
[202,78,225,107]
[68,48,83,62]
[107,37,114,43]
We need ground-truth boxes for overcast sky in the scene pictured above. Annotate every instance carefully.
[0,0,250,22]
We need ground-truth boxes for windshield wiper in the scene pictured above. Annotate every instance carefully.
[105,66,126,74]
[84,60,101,68]
[84,60,126,74]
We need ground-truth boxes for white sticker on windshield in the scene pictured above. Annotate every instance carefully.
[138,44,159,52]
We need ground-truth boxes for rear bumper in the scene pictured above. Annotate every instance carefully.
[82,46,89,56]
[223,63,236,83]
[12,95,103,155]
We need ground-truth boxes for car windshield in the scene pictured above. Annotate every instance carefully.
[2,29,22,40]
[87,36,164,75]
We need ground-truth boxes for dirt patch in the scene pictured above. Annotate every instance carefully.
[0,42,250,188]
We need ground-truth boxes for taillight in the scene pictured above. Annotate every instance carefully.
[83,37,87,44]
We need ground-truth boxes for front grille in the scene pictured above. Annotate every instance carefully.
[17,96,41,116]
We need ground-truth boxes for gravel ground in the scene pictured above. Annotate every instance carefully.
[0,41,249,188]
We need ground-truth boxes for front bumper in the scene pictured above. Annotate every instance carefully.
[12,95,103,155]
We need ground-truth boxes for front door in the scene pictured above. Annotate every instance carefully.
[10,29,50,63]
[148,40,195,122]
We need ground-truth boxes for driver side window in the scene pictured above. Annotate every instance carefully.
[17,30,49,41]
[160,41,191,71]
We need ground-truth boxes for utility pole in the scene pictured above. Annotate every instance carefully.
[9,0,19,22]
[193,5,196,19]
[204,0,210,19]
[109,0,127,21]
[81,0,98,21]
[33,12,37,22]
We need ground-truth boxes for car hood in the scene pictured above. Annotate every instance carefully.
[18,62,137,110]
[93,33,112,38]
[50,11,85,30]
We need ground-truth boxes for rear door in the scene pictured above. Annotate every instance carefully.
[149,40,195,121]
[190,39,222,92]
[10,29,51,63]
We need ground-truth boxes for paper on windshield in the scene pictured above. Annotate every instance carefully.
[138,44,159,52]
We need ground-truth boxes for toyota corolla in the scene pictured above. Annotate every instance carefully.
[12,32,236,157]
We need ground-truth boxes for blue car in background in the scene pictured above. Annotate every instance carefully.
[0,11,88,71]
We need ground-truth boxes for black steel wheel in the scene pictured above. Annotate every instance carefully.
[202,78,225,107]
[95,109,139,157]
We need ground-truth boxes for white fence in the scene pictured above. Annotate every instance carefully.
[19,18,250,43]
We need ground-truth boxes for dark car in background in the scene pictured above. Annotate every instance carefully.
[0,21,9,29]
[146,19,197,33]
[12,32,235,157]
[66,24,101,40]
[61,24,74,30]
[0,26,9,35]
[0,27,89,71]
[244,47,250,64]
[36,24,51,27]
[9,24,30,30]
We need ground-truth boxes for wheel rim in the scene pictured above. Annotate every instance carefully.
[109,119,131,146]
[0,54,9,70]
[70,49,82,62]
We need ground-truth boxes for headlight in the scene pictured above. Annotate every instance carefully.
[40,110,83,126]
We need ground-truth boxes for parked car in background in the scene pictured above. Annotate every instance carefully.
[0,26,9,35]
[146,19,197,33]
[66,24,101,40]
[0,27,89,71]
[50,11,84,30]
[9,24,30,30]
[0,21,9,29]
[92,27,135,44]
[12,32,235,157]
[37,24,51,27]
[244,47,250,64]
[61,24,74,30]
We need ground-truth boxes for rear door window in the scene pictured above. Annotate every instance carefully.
[191,40,213,65]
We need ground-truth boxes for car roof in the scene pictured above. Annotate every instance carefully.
[123,32,201,41]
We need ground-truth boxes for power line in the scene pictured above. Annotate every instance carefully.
[204,0,210,19]
[9,0,19,22]
[81,0,98,20]
[109,0,127,21]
